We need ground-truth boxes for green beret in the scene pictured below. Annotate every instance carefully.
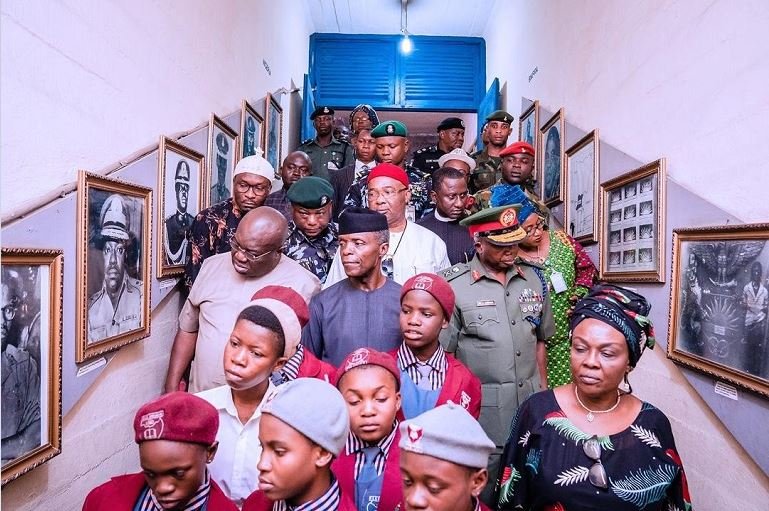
[286,176,334,208]
[486,110,514,124]
[371,120,408,138]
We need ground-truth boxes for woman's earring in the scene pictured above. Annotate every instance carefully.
[622,371,633,394]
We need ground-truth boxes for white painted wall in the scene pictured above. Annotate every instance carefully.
[484,0,769,509]
[1,1,313,508]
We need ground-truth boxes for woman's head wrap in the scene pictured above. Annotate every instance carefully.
[489,184,543,224]
[570,284,656,367]
[349,104,380,130]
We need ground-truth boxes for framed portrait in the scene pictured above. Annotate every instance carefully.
[667,223,769,397]
[241,99,264,158]
[539,108,565,206]
[564,129,600,244]
[1,248,62,485]
[207,114,239,207]
[519,101,540,195]
[76,171,152,363]
[157,136,204,278]
[599,158,666,282]
[263,93,283,176]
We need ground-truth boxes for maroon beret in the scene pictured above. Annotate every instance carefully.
[368,163,410,188]
[400,273,456,319]
[499,141,535,158]
[335,348,400,388]
[134,392,218,445]
[250,285,310,328]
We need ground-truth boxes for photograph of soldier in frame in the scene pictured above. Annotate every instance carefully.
[264,93,283,175]
[157,136,204,277]
[241,99,264,158]
[76,171,151,363]
[1,248,62,485]
[207,114,239,207]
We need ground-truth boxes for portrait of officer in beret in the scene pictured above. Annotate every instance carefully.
[164,159,198,266]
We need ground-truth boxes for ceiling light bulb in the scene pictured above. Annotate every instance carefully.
[400,35,412,54]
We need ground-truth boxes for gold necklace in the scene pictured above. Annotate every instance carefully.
[574,385,621,422]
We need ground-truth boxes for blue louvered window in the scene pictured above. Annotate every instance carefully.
[309,33,485,112]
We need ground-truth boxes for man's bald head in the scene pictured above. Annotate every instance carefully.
[230,207,288,278]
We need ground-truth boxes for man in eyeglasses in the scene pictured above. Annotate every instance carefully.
[185,152,276,288]
[265,151,312,221]
[324,164,450,287]
[301,208,401,366]
[165,207,321,394]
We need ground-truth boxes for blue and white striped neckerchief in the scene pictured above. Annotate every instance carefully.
[271,477,341,511]
[135,470,211,511]
[272,345,305,385]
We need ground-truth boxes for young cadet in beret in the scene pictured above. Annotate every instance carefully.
[470,110,514,193]
[243,378,355,510]
[283,176,339,284]
[392,273,481,420]
[333,348,404,511]
[195,295,293,507]
[399,403,496,511]
[83,392,236,511]
[249,285,336,384]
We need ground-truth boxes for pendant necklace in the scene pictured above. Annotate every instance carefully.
[574,385,621,422]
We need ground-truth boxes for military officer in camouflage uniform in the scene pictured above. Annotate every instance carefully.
[297,106,354,180]
[410,116,466,177]
[470,110,514,193]
[471,141,539,212]
[88,194,143,344]
[357,120,431,220]
[282,176,339,284]
[439,205,554,503]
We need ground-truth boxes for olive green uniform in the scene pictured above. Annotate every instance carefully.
[469,148,502,193]
[297,137,354,181]
[440,255,555,501]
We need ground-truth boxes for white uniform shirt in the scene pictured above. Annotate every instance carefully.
[323,221,451,288]
[196,382,275,507]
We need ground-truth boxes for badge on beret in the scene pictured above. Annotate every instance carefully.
[320,195,329,206]
[504,115,511,123]
[407,423,423,445]
[500,208,517,227]
[413,275,434,291]
[346,348,370,370]
[386,123,395,135]
[460,120,466,128]
[140,411,165,440]
[323,106,330,114]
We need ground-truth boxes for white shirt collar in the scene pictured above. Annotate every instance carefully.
[433,209,454,223]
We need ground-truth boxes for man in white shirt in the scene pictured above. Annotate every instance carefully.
[324,163,450,287]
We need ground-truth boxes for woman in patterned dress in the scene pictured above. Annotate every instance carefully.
[494,285,692,511]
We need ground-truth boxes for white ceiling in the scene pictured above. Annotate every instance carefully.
[302,0,496,37]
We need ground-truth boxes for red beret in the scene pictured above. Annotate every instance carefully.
[499,141,535,158]
[134,392,218,445]
[335,348,400,388]
[250,285,309,328]
[401,273,455,319]
[368,163,409,188]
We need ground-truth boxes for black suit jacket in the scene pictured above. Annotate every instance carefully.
[329,163,356,221]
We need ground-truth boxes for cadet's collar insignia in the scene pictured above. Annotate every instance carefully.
[386,123,395,135]
[345,348,370,370]
[500,208,517,227]
[139,411,164,440]
[323,106,330,114]
[407,423,423,445]
[413,275,434,291]
[320,195,329,206]
[471,270,482,281]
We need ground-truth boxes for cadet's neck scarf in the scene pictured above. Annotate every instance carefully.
[136,470,210,511]
[569,284,656,367]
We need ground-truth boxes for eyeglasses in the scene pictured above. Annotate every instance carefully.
[381,255,395,280]
[367,187,408,201]
[524,219,546,235]
[230,238,274,263]
[583,437,608,490]
[234,181,270,195]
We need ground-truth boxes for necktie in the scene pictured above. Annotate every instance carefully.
[358,446,380,484]
[416,364,433,389]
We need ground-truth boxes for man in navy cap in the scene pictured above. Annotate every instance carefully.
[282,176,339,284]
[297,106,354,180]
[410,117,466,177]
[470,110,514,193]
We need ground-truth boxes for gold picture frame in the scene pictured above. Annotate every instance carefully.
[519,100,540,195]
[599,158,666,282]
[1,248,63,485]
[207,114,240,208]
[564,129,600,245]
[76,171,152,363]
[667,223,769,397]
[263,93,284,176]
[539,108,565,206]
[157,136,205,278]
[241,99,264,158]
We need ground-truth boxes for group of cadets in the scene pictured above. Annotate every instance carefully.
[85,105,560,511]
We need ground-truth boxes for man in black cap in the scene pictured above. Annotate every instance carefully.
[282,176,339,284]
[410,117,466,177]
[297,106,354,180]
[470,110,514,193]
[301,208,402,366]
